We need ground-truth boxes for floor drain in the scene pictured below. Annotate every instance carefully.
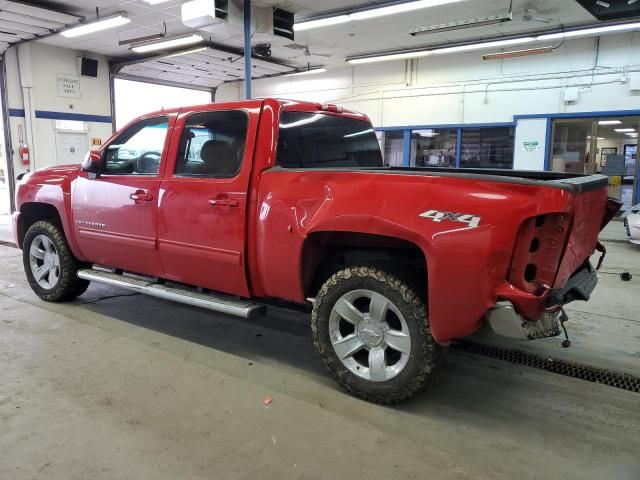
[452,340,640,393]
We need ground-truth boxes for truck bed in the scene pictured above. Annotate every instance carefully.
[377,167,609,194]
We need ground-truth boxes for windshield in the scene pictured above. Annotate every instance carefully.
[276,111,383,169]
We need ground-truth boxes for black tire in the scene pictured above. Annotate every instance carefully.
[23,221,90,302]
[311,266,441,404]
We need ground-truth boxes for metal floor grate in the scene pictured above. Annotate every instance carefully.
[453,340,640,393]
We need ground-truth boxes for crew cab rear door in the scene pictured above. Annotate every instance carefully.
[157,102,262,297]
[72,114,175,277]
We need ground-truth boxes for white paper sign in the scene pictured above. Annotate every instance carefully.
[57,74,80,98]
[522,140,541,152]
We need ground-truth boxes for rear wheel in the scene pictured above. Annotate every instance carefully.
[311,265,441,404]
[23,221,90,302]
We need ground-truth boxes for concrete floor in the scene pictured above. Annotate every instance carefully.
[0,238,639,479]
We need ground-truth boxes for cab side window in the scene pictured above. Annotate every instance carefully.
[175,110,248,178]
[104,117,169,175]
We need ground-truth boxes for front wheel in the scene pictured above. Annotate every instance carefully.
[311,266,441,404]
[23,221,90,302]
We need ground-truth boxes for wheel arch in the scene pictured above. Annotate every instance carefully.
[300,230,428,300]
[16,202,83,260]
[17,202,63,248]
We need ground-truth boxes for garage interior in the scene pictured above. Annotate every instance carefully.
[0,1,639,479]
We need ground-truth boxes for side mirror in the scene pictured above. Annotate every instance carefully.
[82,150,103,177]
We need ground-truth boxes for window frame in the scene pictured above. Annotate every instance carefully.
[101,115,171,177]
[172,109,250,179]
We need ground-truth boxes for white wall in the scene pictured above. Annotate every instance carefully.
[217,32,640,135]
[5,43,113,174]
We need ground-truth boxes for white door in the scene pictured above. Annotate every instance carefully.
[56,132,88,165]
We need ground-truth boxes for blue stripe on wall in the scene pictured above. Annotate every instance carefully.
[544,118,553,171]
[8,108,25,117]
[34,110,112,123]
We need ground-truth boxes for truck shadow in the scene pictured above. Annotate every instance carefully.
[69,283,639,423]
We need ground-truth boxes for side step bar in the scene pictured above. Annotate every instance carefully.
[77,268,267,318]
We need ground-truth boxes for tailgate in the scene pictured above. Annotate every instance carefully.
[551,174,617,288]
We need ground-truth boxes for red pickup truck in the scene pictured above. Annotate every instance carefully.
[14,98,620,403]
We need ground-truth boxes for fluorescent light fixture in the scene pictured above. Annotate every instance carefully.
[538,21,640,41]
[349,0,464,20]
[163,46,208,58]
[434,37,535,55]
[295,0,463,31]
[346,21,640,65]
[61,14,130,38]
[131,34,203,53]
[598,120,622,125]
[142,0,172,4]
[587,136,606,140]
[410,13,512,36]
[347,38,533,64]
[615,128,636,132]
[626,132,639,136]
[288,68,327,76]
[348,50,432,65]
[482,46,553,60]
[295,15,349,31]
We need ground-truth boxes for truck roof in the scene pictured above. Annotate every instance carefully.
[138,98,369,123]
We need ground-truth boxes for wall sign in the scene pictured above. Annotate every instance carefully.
[57,74,81,98]
[90,138,102,146]
[523,140,541,152]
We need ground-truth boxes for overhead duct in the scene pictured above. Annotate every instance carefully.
[181,0,294,44]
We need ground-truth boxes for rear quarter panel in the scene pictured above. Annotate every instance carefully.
[252,170,576,343]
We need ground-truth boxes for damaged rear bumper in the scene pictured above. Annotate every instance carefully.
[486,262,598,340]
[486,302,562,340]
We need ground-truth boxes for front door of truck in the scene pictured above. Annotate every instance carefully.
[72,115,174,277]
[157,105,260,297]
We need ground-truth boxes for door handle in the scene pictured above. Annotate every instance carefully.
[209,196,239,208]
[130,189,154,204]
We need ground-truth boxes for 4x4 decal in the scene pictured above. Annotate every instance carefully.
[419,210,481,228]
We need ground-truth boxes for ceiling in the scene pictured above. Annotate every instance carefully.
[13,0,622,88]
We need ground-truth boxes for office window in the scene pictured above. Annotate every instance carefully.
[460,127,514,169]
[410,129,457,168]
[380,131,404,167]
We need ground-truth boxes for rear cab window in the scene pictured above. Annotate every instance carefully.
[276,111,383,169]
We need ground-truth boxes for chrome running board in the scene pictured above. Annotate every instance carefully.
[77,268,267,318]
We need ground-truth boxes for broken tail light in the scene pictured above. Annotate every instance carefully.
[508,213,571,295]
[601,197,623,230]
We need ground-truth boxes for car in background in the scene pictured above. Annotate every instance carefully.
[624,204,640,245]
